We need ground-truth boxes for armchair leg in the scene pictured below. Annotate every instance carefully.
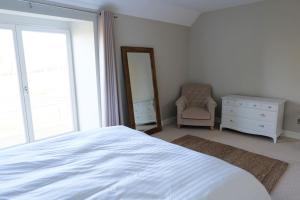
[177,124,181,128]
[210,126,214,130]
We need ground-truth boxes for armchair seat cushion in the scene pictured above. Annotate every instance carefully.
[182,107,210,120]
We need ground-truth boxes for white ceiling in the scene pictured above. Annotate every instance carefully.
[46,0,264,26]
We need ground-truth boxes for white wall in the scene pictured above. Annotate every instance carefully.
[114,14,190,122]
[189,0,300,132]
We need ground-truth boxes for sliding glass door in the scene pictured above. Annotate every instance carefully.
[20,29,77,140]
[0,25,78,148]
[0,27,26,149]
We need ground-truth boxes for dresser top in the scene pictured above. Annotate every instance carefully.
[222,95,286,104]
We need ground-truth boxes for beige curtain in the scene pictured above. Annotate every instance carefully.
[98,10,121,127]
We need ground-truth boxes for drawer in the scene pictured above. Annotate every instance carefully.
[222,116,254,129]
[255,110,277,121]
[222,106,277,122]
[235,100,248,107]
[222,115,276,136]
[221,116,237,127]
[221,115,237,126]
[247,101,260,109]
[224,99,278,112]
[222,106,235,115]
[234,100,260,109]
[252,120,275,135]
[222,99,236,106]
[259,103,278,112]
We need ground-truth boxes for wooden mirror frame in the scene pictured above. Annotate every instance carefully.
[121,46,162,134]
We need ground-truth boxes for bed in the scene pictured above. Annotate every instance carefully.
[0,126,270,200]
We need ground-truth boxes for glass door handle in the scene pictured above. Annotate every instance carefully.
[24,86,29,94]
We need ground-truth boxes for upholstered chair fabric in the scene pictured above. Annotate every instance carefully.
[176,84,217,129]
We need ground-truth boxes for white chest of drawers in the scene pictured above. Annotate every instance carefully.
[220,95,285,143]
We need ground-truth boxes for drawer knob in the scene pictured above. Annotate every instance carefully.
[253,104,257,107]
[259,125,265,128]
[260,114,266,117]
[268,106,272,109]
[230,120,234,122]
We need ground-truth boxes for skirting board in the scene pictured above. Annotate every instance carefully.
[162,116,300,140]
[282,130,300,140]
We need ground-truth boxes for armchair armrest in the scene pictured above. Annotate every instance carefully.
[176,96,187,114]
[207,97,217,113]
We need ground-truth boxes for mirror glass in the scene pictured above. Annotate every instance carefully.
[127,52,158,132]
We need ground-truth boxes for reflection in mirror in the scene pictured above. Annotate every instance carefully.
[127,53,157,132]
[121,47,162,134]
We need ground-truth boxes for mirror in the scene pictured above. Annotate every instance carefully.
[121,47,162,134]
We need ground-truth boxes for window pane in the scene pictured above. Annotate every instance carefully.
[0,28,26,148]
[21,31,75,140]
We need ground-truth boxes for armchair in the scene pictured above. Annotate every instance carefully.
[176,84,217,130]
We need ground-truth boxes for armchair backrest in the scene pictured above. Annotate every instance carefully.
[181,83,212,107]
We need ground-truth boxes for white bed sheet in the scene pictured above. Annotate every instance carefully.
[0,126,271,200]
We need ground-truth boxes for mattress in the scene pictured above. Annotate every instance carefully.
[0,126,270,200]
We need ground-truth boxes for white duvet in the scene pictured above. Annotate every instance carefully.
[0,126,270,200]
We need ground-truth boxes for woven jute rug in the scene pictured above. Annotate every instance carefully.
[172,135,288,193]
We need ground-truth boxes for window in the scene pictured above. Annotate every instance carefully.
[0,25,78,149]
